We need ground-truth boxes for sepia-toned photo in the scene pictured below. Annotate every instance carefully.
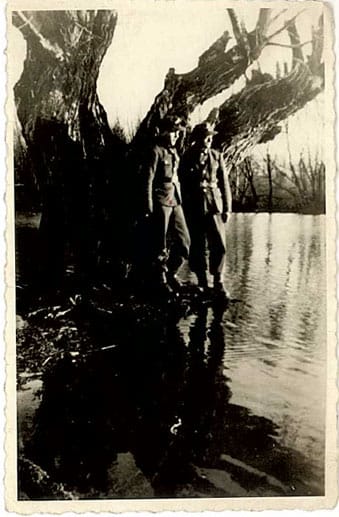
[5,0,337,512]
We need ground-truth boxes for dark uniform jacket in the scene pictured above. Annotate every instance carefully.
[180,147,228,215]
[145,145,182,213]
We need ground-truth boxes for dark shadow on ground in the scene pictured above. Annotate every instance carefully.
[15,213,323,499]
[17,291,320,500]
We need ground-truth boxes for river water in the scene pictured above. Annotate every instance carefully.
[17,213,326,498]
[212,213,326,493]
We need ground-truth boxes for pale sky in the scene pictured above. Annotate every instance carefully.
[11,1,324,162]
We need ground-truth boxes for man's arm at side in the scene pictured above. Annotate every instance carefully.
[218,152,232,220]
[145,147,159,214]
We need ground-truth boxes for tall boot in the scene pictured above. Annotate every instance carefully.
[213,273,230,298]
[167,272,183,292]
[196,271,209,293]
[155,250,173,295]
[167,259,185,293]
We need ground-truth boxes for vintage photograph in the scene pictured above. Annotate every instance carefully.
[6,0,337,511]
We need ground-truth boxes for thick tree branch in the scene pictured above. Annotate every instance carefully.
[308,14,324,75]
[267,40,312,50]
[215,63,323,165]
[14,10,118,147]
[287,19,304,65]
[132,8,273,150]
[266,9,288,28]
[264,9,306,43]
[198,30,231,67]
[255,9,271,46]
[228,9,244,47]
[256,9,271,34]
[13,11,64,60]
[212,15,324,166]
[13,10,123,284]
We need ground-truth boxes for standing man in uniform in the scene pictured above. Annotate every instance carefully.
[180,123,232,296]
[145,116,190,293]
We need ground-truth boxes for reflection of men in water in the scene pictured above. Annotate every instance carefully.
[180,123,232,296]
[144,117,190,293]
[21,302,294,498]
[130,303,232,495]
[22,304,189,498]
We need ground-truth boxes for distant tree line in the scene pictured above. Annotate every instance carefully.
[230,151,325,214]
[12,8,325,291]
[15,128,325,216]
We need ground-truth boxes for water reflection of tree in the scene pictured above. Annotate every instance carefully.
[20,298,321,499]
[294,218,325,347]
[24,303,188,496]
[226,215,255,327]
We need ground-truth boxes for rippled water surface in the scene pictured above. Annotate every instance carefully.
[17,213,326,498]
[182,213,326,493]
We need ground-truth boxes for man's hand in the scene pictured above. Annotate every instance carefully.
[221,211,232,223]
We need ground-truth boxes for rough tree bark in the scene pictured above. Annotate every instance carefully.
[13,10,118,156]
[214,16,324,165]
[132,9,324,170]
[13,10,124,286]
[13,8,325,288]
[132,8,272,152]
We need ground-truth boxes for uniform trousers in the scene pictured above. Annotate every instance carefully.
[153,204,190,275]
[187,211,226,281]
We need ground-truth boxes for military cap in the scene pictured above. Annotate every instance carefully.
[158,116,185,134]
[191,122,218,141]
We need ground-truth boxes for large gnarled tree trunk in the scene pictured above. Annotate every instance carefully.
[13,10,125,287]
[13,7,324,289]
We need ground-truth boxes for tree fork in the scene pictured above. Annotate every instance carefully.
[213,16,324,166]
[132,9,272,151]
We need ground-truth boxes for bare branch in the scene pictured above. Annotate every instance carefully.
[212,55,324,165]
[198,30,231,67]
[265,9,306,43]
[73,20,104,41]
[255,8,271,34]
[267,8,289,28]
[227,9,243,46]
[132,8,275,148]
[308,15,324,75]
[227,9,253,57]
[254,8,271,47]
[271,179,299,199]
[275,61,281,79]
[287,19,304,64]
[240,19,251,57]
[14,11,65,61]
[267,40,312,50]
